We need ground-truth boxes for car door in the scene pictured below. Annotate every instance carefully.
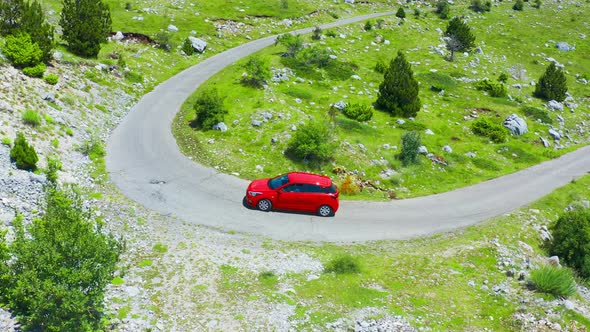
[275,183,303,211]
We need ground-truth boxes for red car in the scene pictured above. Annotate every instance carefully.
[245,172,339,217]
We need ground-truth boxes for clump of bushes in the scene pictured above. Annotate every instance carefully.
[338,175,360,195]
[396,7,406,19]
[43,73,59,85]
[2,32,46,77]
[435,0,451,19]
[192,88,227,130]
[285,121,335,163]
[513,0,524,10]
[374,59,387,74]
[398,121,427,131]
[341,103,373,122]
[22,109,42,126]
[528,265,577,298]
[78,137,105,161]
[181,37,195,56]
[400,131,421,166]
[324,254,360,274]
[470,0,491,12]
[521,106,553,124]
[241,56,271,89]
[471,118,509,143]
[10,132,38,171]
[548,208,590,278]
[475,79,507,97]
[23,63,46,78]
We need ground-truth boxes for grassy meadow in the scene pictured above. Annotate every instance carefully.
[173,0,589,199]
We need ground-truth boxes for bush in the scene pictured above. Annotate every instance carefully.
[60,0,111,57]
[154,32,173,52]
[2,32,43,68]
[396,7,406,19]
[513,0,524,10]
[400,131,421,166]
[549,208,590,278]
[78,137,105,161]
[374,59,387,74]
[375,51,421,118]
[398,121,427,131]
[181,37,195,55]
[338,175,360,195]
[435,0,451,19]
[192,88,227,130]
[297,46,331,68]
[534,62,568,102]
[0,186,123,330]
[285,121,335,162]
[341,103,373,122]
[311,26,322,40]
[275,33,303,57]
[46,156,62,184]
[241,55,271,89]
[9,132,38,171]
[470,0,491,12]
[497,73,509,83]
[475,79,507,97]
[533,0,541,8]
[528,265,577,298]
[22,62,46,77]
[43,73,59,85]
[471,118,508,143]
[22,109,42,126]
[363,20,373,31]
[324,254,360,274]
[521,106,553,124]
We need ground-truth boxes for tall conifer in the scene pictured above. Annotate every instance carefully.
[375,51,421,118]
[534,62,568,102]
[60,0,111,57]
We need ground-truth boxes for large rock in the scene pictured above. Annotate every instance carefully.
[212,122,228,132]
[556,42,574,52]
[167,24,178,32]
[113,31,124,41]
[188,36,207,53]
[418,146,428,154]
[503,114,528,135]
[548,128,561,140]
[333,101,346,110]
[548,100,564,111]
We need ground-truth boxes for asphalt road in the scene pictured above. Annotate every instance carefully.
[106,12,590,242]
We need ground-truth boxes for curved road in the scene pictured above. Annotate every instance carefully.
[107,12,590,242]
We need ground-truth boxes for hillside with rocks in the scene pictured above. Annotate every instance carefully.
[1,0,590,330]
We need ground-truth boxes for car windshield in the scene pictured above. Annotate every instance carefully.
[268,174,289,189]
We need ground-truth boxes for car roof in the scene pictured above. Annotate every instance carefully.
[287,172,332,187]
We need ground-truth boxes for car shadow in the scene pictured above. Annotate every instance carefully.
[242,196,333,217]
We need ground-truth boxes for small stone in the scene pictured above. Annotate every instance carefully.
[424,129,434,135]
[442,145,452,153]
[251,120,262,127]
[167,24,178,32]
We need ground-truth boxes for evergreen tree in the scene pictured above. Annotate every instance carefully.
[444,17,475,61]
[60,0,111,58]
[375,51,421,118]
[10,132,38,171]
[0,0,54,62]
[435,0,451,19]
[534,62,568,102]
[513,0,524,10]
[396,7,406,19]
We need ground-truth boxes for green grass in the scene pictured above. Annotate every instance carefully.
[22,109,42,127]
[172,0,589,200]
[111,277,125,285]
[528,265,577,298]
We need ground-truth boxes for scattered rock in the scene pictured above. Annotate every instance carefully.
[548,128,561,140]
[503,114,528,135]
[333,101,347,110]
[548,100,564,111]
[188,37,207,53]
[396,119,405,125]
[251,120,262,127]
[424,129,434,135]
[0,100,14,113]
[212,122,228,132]
[442,145,452,153]
[167,25,178,32]
[547,256,560,267]
[540,137,551,147]
[465,152,476,158]
[418,146,428,154]
[556,42,574,52]
[113,31,125,41]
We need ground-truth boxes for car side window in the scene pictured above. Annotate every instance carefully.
[302,184,322,193]
[282,184,303,192]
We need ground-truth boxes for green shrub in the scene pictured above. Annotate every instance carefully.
[396,7,406,19]
[400,131,421,166]
[285,121,335,162]
[513,0,524,10]
[46,156,62,184]
[43,73,59,85]
[3,32,43,68]
[471,118,509,143]
[363,20,373,31]
[498,73,509,83]
[297,46,331,68]
[181,37,195,56]
[325,29,337,38]
[311,26,322,40]
[241,55,271,89]
[475,79,507,97]
[534,62,567,102]
[374,59,387,74]
[528,265,577,298]
[324,254,360,274]
[521,106,553,124]
[153,32,173,52]
[78,137,105,161]
[22,109,42,126]
[435,0,451,19]
[60,0,111,57]
[375,51,421,118]
[341,103,373,122]
[470,0,491,12]
[22,62,46,77]
[10,132,38,171]
[533,0,541,8]
[192,88,227,130]
[471,157,501,171]
[549,208,590,278]
[0,186,123,330]
[1,137,11,146]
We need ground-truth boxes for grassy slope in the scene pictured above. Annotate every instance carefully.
[173,0,589,200]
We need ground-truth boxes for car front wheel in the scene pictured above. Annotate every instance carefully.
[317,205,333,217]
[257,199,272,212]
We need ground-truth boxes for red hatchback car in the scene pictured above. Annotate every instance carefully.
[245,172,339,217]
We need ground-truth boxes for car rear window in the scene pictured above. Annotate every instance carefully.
[321,184,337,193]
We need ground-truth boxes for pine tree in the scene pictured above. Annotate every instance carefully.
[60,0,111,58]
[534,62,568,102]
[10,132,38,171]
[0,0,53,62]
[445,17,475,61]
[375,51,421,118]
[396,7,406,19]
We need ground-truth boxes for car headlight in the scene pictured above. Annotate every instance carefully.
[248,191,263,197]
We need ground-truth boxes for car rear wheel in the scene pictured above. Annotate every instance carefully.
[257,199,272,212]
[318,205,333,217]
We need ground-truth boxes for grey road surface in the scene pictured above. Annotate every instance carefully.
[107,13,590,242]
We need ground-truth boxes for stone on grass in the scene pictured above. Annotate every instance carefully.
[503,114,528,135]
[188,37,207,53]
[442,145,452,153]
[548,100,564,111]
[251,120,262,127]
[548,128,561,140]
[418,146,428,154]
[212,122,228,132]
[540,137,551,147]
[168,24,178,32]
[424,129,434,135]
